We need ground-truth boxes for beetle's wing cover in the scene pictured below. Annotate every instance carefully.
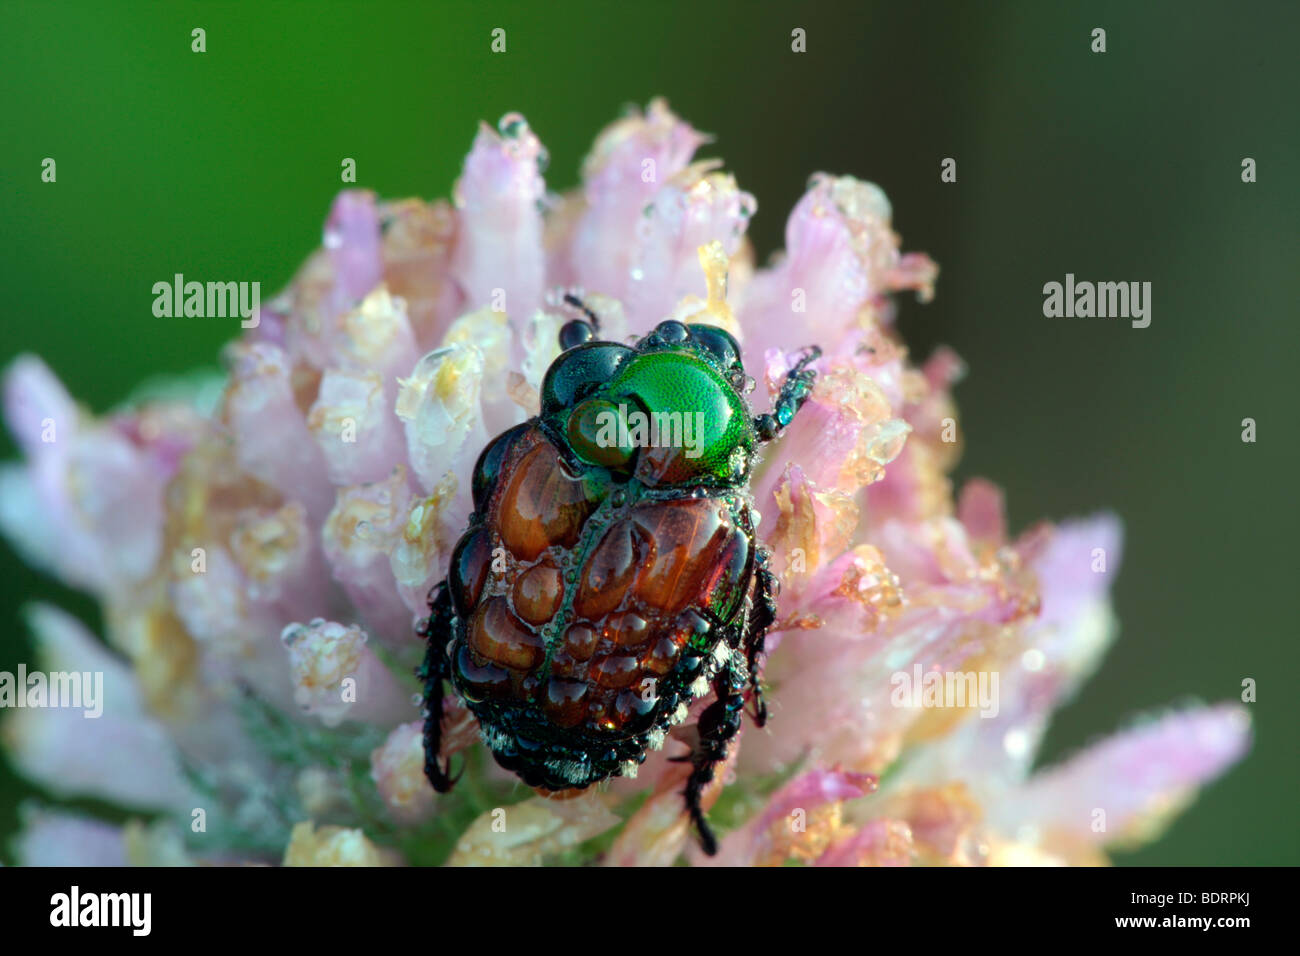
[458,425,753,735]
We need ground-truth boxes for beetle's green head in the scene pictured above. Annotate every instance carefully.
[540,320,755,488]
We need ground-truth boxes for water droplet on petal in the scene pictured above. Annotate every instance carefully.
[865,419,911,465]
[498,113,528,138]
[1003,728,1030,759]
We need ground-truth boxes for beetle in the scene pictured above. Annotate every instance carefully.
[419,293,819,854]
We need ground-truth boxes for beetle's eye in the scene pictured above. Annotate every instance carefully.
[540,342,634,414]
[653,320,691,345]
[559,320,595,350]
[566,398,636,469]
[687,324,742,371]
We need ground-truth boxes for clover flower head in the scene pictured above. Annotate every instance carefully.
[1,100,1249,866]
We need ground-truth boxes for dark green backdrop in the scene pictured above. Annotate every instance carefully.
[1,0,1295,865]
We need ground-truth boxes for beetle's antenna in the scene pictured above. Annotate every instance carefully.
[562,292,602,334]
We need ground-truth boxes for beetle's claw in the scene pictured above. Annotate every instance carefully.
[693,810,719,856]
[446,756,465,788]
[425,753,464,793]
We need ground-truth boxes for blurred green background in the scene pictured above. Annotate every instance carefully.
[1,0,1295,865]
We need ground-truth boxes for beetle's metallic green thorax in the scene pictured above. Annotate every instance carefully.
[540,322,756,488]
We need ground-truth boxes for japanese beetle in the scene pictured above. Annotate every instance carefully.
[420,296,820,854]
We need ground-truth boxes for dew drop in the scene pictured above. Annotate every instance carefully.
[864,419,911,466]
[498,113,528,138]
[1003,728,1030,759]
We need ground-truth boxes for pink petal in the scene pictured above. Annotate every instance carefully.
[992,705,1251,846]
[740,175,923,363]
[451,114,547,326]
[815,818,914,867]
[751,354,907,512]
[395,345,489,497]
[3,354,79,454]
[321,467,417,647]
[703,768,876,866]
[280,618,413,728]
[336,286,420,383]
[13,808,127,867]
[222,342,334,519]
[378,198,465,349]
[307,368,406,486]
[5,605,194,812]
[0,359,169,593]
[324,189,383,306]
[1032,512,1123,633]
[622,165,756,331]
[370,721,436,824]
[569,98,709,303]
[956,478,1007,547]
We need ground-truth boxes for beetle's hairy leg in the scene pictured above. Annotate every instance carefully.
[419,582,459,792]
[754,345,821,442]
[744,549,779,727]
[680,663,746,856]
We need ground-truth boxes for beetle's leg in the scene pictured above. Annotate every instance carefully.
[743,548,778,727]
[680,659,746,856]
[419,581,458,792]
[754,346,821,442]
[558,291,601,349]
